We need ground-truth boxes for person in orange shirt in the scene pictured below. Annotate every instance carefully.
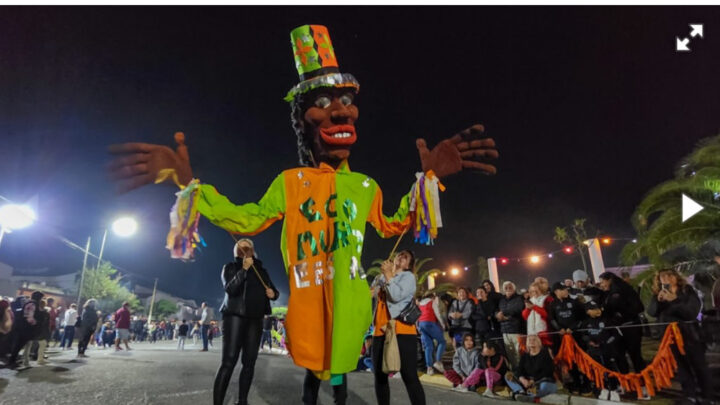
[371,250,425,405]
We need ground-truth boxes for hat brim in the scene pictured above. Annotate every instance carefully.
[285,73,360,102]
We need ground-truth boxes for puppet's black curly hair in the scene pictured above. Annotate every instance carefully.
[290,93,315,167]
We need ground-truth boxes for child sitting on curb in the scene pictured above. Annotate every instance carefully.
[464,340,508,398]
[445,333,480,393]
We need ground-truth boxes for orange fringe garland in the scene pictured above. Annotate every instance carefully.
[554,322,685,400]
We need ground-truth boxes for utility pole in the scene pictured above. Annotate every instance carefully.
[76,236,91,305]
[96,229,108,270]
[147,278,158,324]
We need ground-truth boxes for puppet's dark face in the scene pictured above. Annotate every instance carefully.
[303,88,359,165]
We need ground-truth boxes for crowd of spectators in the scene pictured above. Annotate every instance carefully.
[362,267,717,404]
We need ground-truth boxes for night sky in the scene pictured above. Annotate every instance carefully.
[1,6,719,307]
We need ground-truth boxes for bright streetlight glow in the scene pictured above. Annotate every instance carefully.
[601,237,612,245]
[450,268,460,276]
[112,217,138,237]
[0,204,37,230]
[530,255,541,264]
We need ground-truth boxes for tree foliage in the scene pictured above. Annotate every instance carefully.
[554,218,594,275]
[77,262,141,314]
[152,299,178,320]
[621,134,720,272]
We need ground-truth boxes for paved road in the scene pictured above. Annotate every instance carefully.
[0,340,503,405]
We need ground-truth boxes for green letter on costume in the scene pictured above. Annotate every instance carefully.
[297,231,319,261]
[330,221,350,252]
[342,199,357,222]
[300,197,322,223]
[325,194,337,218]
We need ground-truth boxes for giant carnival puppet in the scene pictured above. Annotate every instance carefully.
[109,25,498,404]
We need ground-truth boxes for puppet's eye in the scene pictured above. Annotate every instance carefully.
[340,94,354,106]
[314,96,331,109]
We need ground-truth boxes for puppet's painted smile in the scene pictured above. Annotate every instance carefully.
[320,125,357,146]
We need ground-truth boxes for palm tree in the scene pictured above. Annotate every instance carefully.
[621,135,720,269]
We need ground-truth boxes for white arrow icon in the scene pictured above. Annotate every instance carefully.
[690,24,703,38]
[676,37,690,51]
[682,193,704,222]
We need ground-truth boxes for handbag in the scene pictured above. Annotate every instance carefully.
[396,299,421,325]
[381,320,401,374]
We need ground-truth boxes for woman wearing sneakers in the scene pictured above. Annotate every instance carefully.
[417,291,448,375]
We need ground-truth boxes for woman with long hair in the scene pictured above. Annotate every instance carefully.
[597,272,646,374]
[77,298,98,358]
[213,238,279,405]
[648,268,713,403]
[371,249,426,405]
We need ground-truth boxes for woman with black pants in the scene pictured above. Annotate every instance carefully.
[213,238,280,405]
[597,272,646,374]
[648,268,713,404]
[77,299,98,358]
[371,250,426,405]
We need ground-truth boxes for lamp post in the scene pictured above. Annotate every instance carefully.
[77,216,138,304]
[0,204,37,248]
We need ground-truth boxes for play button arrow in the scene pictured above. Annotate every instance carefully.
[682,193,704,222]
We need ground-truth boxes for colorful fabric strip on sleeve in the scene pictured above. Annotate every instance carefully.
[195,174,286,235]
[166,179,204,260]
[408,171,444,245]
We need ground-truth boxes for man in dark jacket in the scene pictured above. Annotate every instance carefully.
[548,282,584,349]
[548,282,588,394]
[495,281,524,369]
[214,238,280,405]
[6,291,43,369]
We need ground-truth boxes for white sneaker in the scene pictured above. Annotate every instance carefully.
[483,389,498,398]
[453,385,469,393]
[426,367,435,376]
[599,389,610,400]
[610,390,621,402]
[433,361,445,372]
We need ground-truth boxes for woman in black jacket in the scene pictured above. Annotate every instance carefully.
[213,238,280,405]
[597,272,646,374]
[77,298,98,358]
[647,269,712,403]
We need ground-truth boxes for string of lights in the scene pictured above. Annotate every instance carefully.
[434,237,640,277]
[492,237,638,266]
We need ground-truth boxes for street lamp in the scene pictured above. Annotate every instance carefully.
[0,204,37,247]
[77,216,139,304]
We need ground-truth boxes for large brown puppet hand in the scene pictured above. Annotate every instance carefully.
[416,124,498,179]
[108,132,193,193]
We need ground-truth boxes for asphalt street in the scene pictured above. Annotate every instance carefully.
[0,340,504,405]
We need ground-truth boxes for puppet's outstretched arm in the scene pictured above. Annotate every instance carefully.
[195,174,286,235]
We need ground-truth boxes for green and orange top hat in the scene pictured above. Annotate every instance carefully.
[284,24,360,102]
